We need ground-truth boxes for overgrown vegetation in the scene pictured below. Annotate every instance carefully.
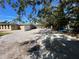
[0,32,9,36]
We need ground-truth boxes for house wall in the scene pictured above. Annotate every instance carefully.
[0,25,30,31]
[20,26,25,31]
[0,25,12,31]
[11,25,20,30]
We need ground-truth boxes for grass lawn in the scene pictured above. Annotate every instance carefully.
[0,32,9,36]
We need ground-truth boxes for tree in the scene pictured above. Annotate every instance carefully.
[0,0,53,16]
[0,0,79,31]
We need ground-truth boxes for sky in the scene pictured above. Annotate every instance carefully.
[0,0,59,22]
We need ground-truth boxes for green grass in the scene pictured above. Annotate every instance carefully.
[0,32,9,36]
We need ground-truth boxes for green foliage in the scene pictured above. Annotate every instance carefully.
[38,0,79,30]
[0,32,9,36]
[0,0,79,31]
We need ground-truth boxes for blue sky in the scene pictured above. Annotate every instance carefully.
[0,0,59,22]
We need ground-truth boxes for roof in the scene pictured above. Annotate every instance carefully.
[0,23,11,25]
[0,22,29,26]
[0,22,41,26]
[0,22,20,26]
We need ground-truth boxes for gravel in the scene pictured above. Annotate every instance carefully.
[0,28,42,59]
[0,28,78,59]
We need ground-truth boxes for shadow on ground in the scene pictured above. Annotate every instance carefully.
[27,37,79,59]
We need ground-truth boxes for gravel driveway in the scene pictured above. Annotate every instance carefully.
[0,28,78,59]
[0,29,42,59]
[0,29,42,43]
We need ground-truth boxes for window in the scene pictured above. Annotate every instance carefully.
[5,25,6,29]
[2,25,3,29]
[8,25,9,29]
